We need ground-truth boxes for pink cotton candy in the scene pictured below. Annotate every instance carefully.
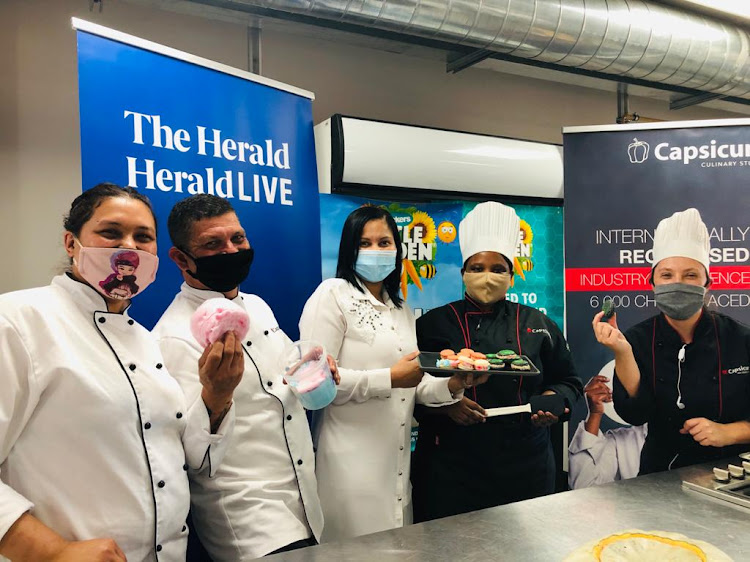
[190,298,250,348]
[293,365,328,393]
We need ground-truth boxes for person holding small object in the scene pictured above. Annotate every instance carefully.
[411,201,582,522]
[0,184,237,562]
[592,208,750,475]
[568,368,647,489]
[154,194,334,559]
[298,205,481,542]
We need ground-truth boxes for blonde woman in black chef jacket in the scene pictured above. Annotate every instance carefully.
[411,202,583,522]
[0,184,241,562]
[593,208,750,474]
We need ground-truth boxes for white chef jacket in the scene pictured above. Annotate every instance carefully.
[153,283,323,561]
[0,274,233,562]
[568,421,648,489]
[298,278,457,542]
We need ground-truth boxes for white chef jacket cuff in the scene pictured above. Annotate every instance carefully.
[183,395,235,478]
[0,485,34,543]
[568,421,605,455]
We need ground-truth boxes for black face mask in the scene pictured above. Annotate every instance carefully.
[184,248,254,293]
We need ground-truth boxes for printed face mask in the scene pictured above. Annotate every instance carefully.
[74,241,159,300]
[653,282,706,320]
[185,248,254,293]
[463,271,512,305]
[355,249,397,283]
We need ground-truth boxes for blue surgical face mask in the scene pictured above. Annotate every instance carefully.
[355,249,397,283]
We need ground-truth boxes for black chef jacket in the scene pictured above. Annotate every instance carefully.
[411,295,582,522]
[614,309,750,475]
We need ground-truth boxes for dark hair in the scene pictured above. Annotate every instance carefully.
[63,183,157,236]
[168,194,235,251]
[336,206,403,308]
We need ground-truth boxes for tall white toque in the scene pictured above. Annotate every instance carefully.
[651,208,710,273]
[459,202,520,265]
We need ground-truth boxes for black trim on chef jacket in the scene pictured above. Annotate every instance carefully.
[93,312,162,560]
[241,339,315,540]
[411,296,582,522]
[613,309,750,475]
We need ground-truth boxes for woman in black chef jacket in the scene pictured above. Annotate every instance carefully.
[593,208,750,474]
[411,202,583,522]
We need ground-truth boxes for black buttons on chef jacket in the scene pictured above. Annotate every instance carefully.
[156,545,162,552]
[158,480,165,488]
[267,381,273,387]
[399,446,404,451]
[398,471,403,476]
[287,415,292,421]
[401,398,405,402]
[128,319,134,326]
[398,497,402,502]
[264,330,269,335]
[156,363,163,370]
[183,464,188,471]
[246,341,252,347]
[297,459,303,465]
[129,364,136,371]
[182,525,187,532]
[400,422,405,427]
[176,412,183,419]
[144,422,151,430]
[98,317,106,324]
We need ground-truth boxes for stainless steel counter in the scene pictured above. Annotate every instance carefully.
[266,460,750,561]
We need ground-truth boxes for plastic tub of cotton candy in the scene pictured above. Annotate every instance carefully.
[279,340,336,410]
[190,298,250,348]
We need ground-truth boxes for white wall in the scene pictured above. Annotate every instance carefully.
[1,0,744,292]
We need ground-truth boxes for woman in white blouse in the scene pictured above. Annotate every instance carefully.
[299,205,481,542]
[0,184,241,562]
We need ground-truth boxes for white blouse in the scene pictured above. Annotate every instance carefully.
[299,278,456,542]
[0,275,232,562]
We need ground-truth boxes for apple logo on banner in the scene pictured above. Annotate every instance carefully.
[627,138,650,163]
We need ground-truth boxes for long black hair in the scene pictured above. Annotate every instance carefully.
[336,206,403,308]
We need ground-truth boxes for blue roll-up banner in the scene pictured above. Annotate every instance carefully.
[563,120,750,431]
[75,23,321,336]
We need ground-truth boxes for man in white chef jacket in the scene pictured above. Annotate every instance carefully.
[568,362,647,489]
[153,194,324,560]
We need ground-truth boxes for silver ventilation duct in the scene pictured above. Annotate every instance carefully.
[209,0,750,101]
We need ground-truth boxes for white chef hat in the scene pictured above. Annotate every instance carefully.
[459,202,520,266]
[651,208,710,274]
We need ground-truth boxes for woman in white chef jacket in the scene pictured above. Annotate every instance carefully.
[0,184,241,562]
[299,205,482,542]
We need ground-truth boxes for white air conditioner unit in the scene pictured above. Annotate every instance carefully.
[314,115,564,200]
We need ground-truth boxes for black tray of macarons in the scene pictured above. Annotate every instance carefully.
[419,349,540,377]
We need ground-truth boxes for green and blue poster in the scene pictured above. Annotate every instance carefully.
[320,195,565,330]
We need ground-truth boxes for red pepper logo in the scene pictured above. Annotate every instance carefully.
[627,138,650,164]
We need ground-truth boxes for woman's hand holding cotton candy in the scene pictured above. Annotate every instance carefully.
[199,331,243,426]
[327,355,341,385]
[592,311,631,355]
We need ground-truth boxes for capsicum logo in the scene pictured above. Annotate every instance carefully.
[628,138,650,163]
